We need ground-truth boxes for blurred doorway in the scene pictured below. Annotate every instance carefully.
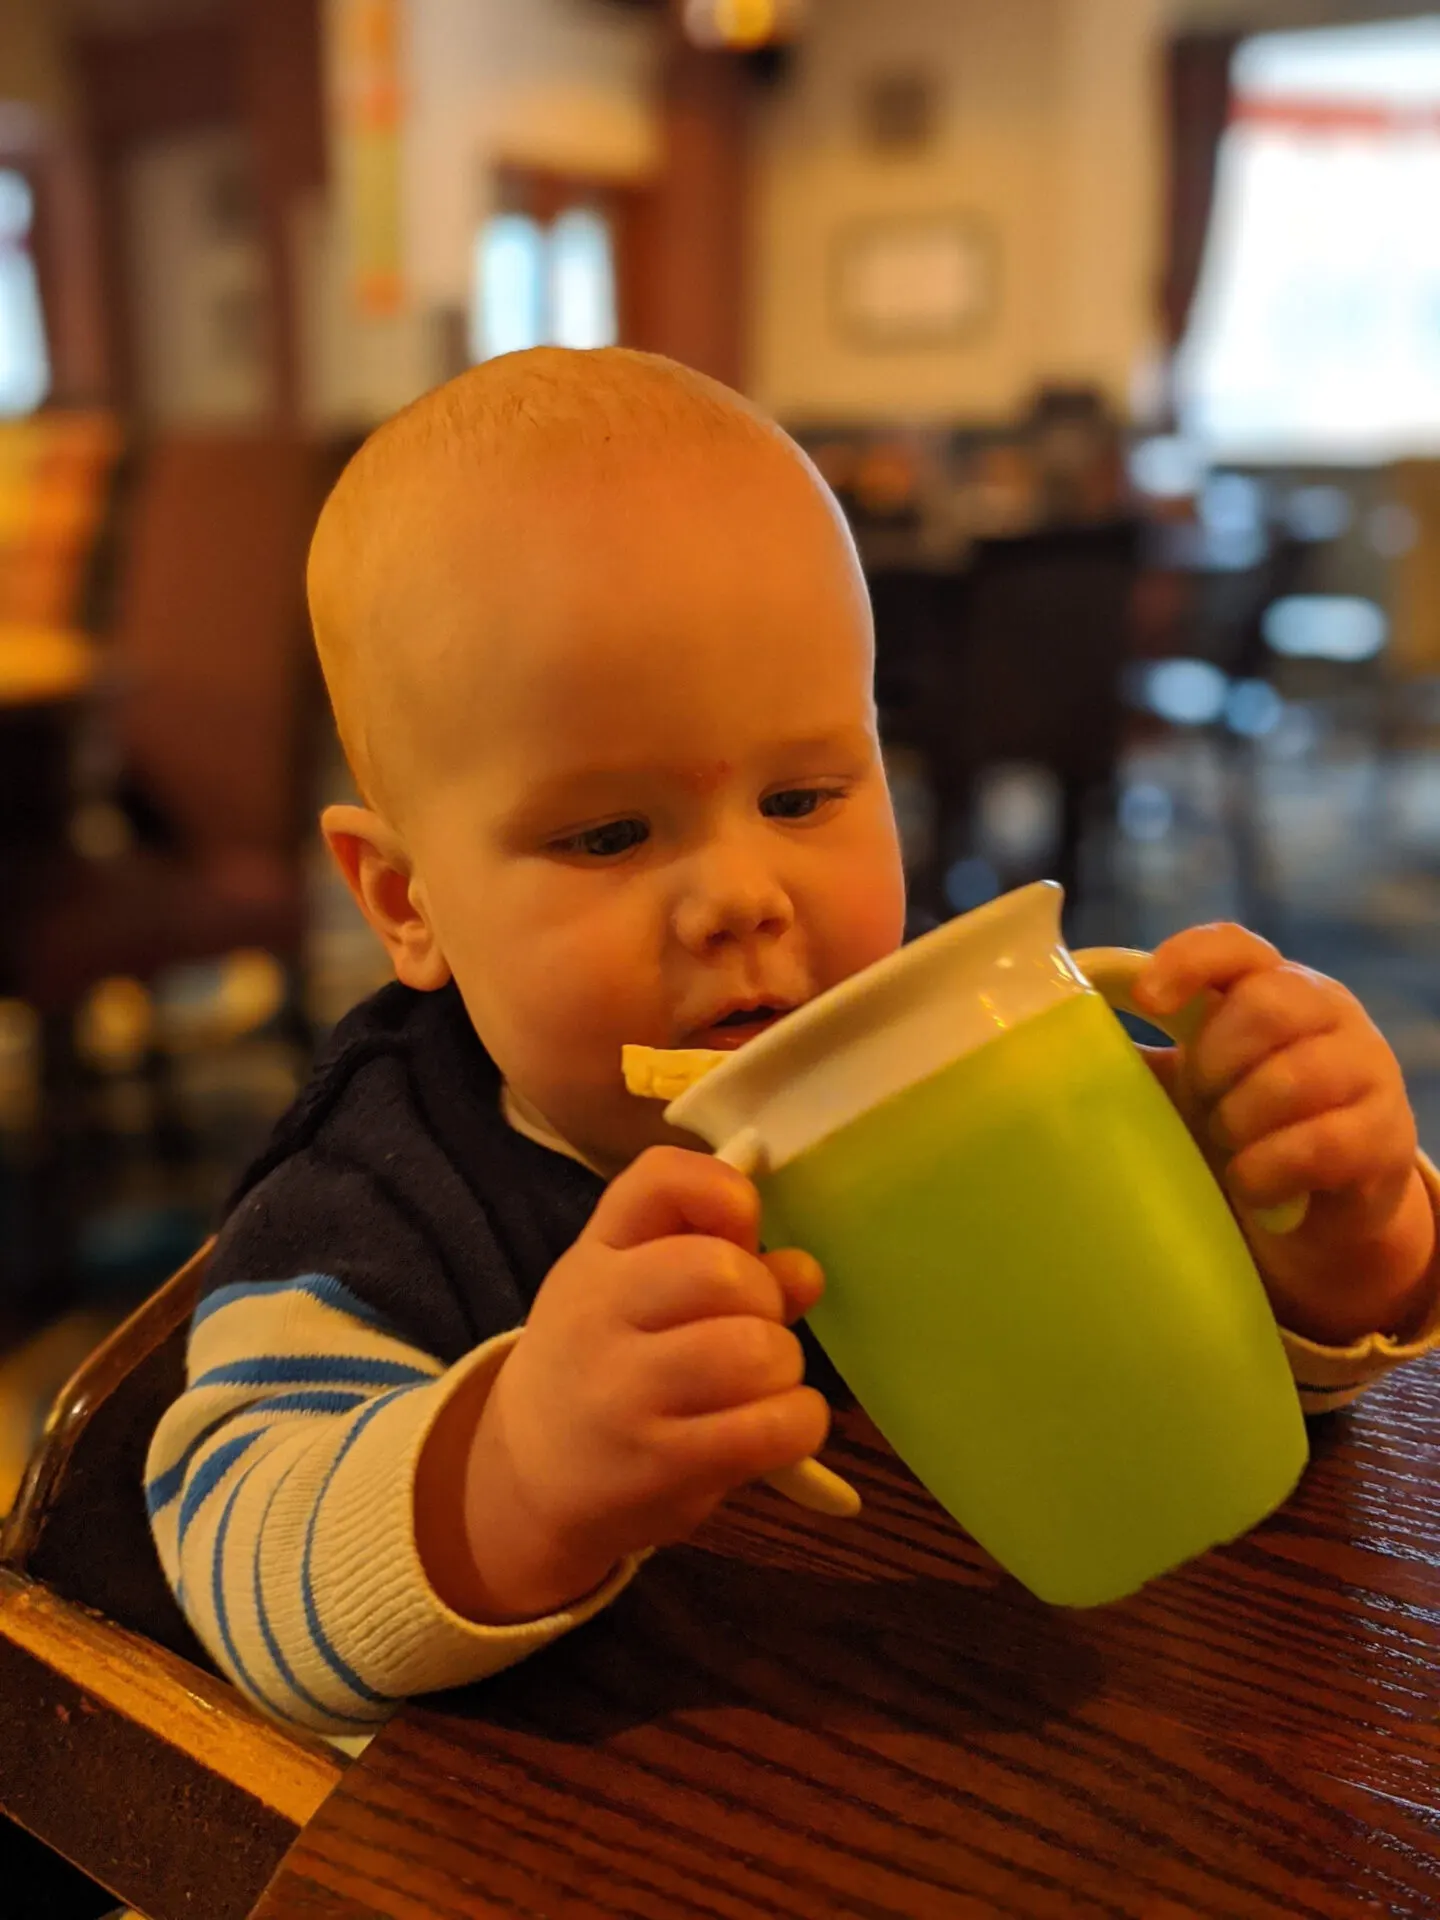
[471,167,655,362]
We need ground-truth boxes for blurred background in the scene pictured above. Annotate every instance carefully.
[5,0,1440,1502]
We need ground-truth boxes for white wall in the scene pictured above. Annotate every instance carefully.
[752,0,1165,424]
[1049,0,1165,406]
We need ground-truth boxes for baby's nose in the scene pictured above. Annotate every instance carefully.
[673,852,795,952]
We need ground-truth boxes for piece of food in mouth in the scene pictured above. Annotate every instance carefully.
[622,1045,730,1102]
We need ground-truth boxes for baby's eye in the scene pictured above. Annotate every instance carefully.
[552,818,649,859]
[761,787,840,821]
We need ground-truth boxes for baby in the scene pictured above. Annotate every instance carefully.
[146,349,1440,1736]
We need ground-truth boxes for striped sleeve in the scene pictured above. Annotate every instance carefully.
[144,1274,637,1736]
[1282,1150,1440,1415]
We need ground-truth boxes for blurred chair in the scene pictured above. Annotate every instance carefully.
[906,521,1143,922]
[2,432,335,1294]
[16,432,330,1006]
[870,563,945,743]
[0,1243,344,1919]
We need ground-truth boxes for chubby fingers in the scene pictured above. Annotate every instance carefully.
[662,1388,832,1495]
[1210,1028,1371,1152]
[591,1145,760,1255]
[1223,1091,1416,1211]
[622,1237,821,1331]
[1133,922,1284,1021]
[1136,927,1352,1100]
[761,1247,825,1323]
[642,1316,808,1417]
[1188,965,1353,1102]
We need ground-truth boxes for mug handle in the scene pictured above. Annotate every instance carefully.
[715,1129,863,1519]
[1076,947,1310,1238]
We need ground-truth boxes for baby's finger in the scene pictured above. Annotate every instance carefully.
[763,1248,824,1323]
[623,1235,786,1331]
[1225,1093,1405,1208]
[644,1317,805,1417]
[1187,963,1344,1100]
[668,1385,832,1495]
[592,1145,759,1255]
[1210,1029,1373,1152]
[1134,923,1283,1020]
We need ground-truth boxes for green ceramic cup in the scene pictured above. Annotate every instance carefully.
[666,882,1309,1607]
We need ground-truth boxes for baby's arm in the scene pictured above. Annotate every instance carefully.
[148,1146,825,1733]
[145,1164,638,1737]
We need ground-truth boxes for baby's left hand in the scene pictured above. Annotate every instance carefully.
[1133,923,1437,1347]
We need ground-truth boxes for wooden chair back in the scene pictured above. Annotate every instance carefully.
[0,1245,344,1920]
[1,1243,211,1666]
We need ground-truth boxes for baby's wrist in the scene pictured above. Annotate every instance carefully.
[1260,1164,1438,1346]
[414,1351,618,1623]
[457,1381,622,1622]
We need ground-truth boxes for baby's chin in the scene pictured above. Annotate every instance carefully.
[584,1100,709,1179]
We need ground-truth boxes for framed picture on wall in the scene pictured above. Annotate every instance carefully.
[832,212,997,348]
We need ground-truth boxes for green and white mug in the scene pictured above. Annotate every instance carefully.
[665,882,1309,1607]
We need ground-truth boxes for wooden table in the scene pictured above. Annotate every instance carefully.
[252,1368,1440,1919]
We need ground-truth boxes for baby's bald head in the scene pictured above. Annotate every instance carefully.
[307,347,822,819]
[314,349,899,1159]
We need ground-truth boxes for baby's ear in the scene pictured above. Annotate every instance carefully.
[321,804,451,992]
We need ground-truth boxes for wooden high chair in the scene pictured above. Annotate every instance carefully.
[0,1245,343,1919]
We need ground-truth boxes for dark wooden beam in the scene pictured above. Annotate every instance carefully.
[642,10,753,388]
[233,0,327,426]
[73,21,240,149]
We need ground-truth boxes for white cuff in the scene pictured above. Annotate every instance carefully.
[302,1330,641,1700]
[1281,1151,1440,1413]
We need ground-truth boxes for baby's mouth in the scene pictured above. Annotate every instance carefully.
[688,1004,792,1051]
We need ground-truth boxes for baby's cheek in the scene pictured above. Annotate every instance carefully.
[526,925,656,1050]
[825,874,906,984]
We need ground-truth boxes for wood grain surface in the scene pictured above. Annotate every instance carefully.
[253,1365,1440,1919]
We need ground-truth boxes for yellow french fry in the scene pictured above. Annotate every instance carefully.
[621,1044,729,1103]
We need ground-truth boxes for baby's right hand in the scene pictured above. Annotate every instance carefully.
[459,1147,829,1620]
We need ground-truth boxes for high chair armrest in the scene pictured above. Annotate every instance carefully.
[0,1567,342,1920]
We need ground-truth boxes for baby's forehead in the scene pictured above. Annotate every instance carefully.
[315,398,862,810]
